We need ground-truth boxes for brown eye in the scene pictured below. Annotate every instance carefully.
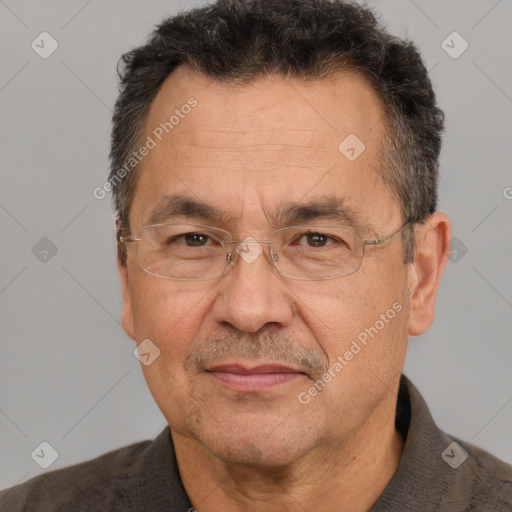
[183,233,209,246]
[306,233,328,247]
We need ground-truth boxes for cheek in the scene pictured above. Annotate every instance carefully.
[296,264,408,369]
[129,277,218,412]
[290,271,409,434]
[129,273,215,358]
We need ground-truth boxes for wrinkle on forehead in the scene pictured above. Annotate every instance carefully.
[131,67,395,234]
[145,66,385,148]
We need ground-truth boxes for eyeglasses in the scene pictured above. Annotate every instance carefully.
[117,222,412,281]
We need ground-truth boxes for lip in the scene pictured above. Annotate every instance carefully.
[206,363,307,392]
[208,363,304,374]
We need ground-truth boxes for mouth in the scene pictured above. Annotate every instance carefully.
[205,363,308,392]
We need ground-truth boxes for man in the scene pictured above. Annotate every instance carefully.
[1,0,511,510]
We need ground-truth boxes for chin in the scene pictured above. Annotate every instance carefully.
[185,408,325,468]
[205,433,316,468]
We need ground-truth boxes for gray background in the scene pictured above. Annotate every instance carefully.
[1,0,511,490]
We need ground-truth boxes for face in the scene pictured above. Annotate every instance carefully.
[118,66,420,466]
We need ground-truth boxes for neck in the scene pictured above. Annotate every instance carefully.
[172,395,404,512]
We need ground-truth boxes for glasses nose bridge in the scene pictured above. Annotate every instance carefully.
[230,238,273,247]
[225,237,277,268]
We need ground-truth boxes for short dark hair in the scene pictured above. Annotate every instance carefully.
[110,0,444,265]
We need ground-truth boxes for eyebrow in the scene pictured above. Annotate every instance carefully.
[144,193,373,234]
[273,195,367,231]
[145,194,239,226]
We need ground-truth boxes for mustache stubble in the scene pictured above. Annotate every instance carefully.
[185,329,329,379]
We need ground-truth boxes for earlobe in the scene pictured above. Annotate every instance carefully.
[407,212,451,336]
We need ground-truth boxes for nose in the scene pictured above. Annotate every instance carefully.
[212,241,294,334]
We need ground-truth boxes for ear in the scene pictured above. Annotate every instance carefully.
[115,215,136,340]
[407,212,451,336]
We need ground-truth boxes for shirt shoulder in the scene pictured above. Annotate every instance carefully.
[0,438,152,512]
[445,436,512,511]
[372,376,512,512]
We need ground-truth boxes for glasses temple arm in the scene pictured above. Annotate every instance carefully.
[362,221,414,247]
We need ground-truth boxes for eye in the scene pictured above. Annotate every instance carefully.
[304,233,328,247]
[185,233,209,246]
[169,233,213,247]
[296,232,339,248]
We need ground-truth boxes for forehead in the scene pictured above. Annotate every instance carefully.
[130,65,397,231]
